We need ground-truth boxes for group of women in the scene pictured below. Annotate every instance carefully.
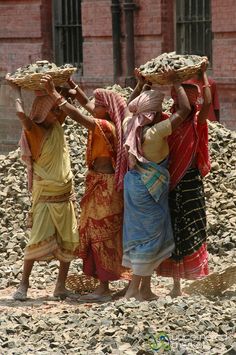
[7,59,212,302]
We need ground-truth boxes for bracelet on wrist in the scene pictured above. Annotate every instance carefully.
[203,84,211,88]
[15,98,22,103]
[58,100,68,108]
[73,84,78,90]
[54,96,64,106]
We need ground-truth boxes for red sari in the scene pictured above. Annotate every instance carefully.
[78,119,129,281]
[157,84,210,280]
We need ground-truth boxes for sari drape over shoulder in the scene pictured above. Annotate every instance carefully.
[24,122,79,262]
[157,83,210,280]
[122,89,174,276]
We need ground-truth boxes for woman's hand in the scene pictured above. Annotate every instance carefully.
[40,74,56,95]
[67,77,77,89]
[201,57,209,73]
[134,68,153,88]
[163,68,180,83]
[5,73,21,93]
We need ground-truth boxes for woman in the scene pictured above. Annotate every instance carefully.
[156,62,212,297]
[42,75,129,302]
[122,71,191,301]
[6,76,80,301]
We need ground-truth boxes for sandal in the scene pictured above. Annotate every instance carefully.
[13,288,28,301]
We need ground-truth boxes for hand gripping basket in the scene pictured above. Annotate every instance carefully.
[66,273,99,294]
[6,60,77,90]
[183,265,236,297]
[140,54,208,85]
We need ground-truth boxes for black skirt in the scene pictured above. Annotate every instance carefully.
[169,168,207,260]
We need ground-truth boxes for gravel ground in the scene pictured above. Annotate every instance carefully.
[0,100,235,354]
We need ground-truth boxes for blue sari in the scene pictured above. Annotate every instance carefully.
[122,159,175,276]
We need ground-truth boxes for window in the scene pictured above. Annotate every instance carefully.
[53,0,83,68]
[176,0,212,63]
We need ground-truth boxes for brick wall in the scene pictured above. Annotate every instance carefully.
[211,0,236,129]
[0,0,235,154]
[0,0,53,153]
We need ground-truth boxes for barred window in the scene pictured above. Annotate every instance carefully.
[53,0,83,68]
[176,0,212,63]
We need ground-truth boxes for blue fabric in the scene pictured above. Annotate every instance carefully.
[122,160,175,276]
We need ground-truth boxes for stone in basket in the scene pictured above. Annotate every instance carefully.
[6,60,77,90]
[139,52,208,85]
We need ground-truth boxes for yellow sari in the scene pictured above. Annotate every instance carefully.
[24,122,79,262]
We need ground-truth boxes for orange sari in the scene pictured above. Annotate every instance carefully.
[78,119,129,281]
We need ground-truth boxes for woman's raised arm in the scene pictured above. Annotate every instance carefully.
[6,74,32,131]
[198,61,212,125]
[41,75,95,131]
[67,77,95,115]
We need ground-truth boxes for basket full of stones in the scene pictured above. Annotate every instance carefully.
[6,60,77,90]
[139,52,207,85]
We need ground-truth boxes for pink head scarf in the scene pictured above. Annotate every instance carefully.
[93,88,128,191]
[124,89,164,169]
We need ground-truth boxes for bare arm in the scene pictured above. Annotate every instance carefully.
[6,75,32,131]
[127,68,151,105]
[67,78,95,115]
[169,82,191,131]
[198,61,212,125]
[41,75,95,131]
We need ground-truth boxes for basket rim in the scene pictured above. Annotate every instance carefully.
[7,67,77,82]
[141,57,207,84]
[6,67,77,90]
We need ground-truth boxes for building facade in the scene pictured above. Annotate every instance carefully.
[0,0,235,153]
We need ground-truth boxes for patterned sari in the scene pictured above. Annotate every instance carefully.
[78,119,129,281]
[157,83,210,280]
[122,160,175,276]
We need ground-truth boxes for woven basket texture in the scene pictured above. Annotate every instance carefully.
[183,266,236,297]
[66,274,99,294]
[142,57,207,85]
[7,67,77,90]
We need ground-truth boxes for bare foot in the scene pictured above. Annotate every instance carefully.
[53,287,79,300]
[13,283,29,301]
[92,284,110,297]
[169,287,189,298]
[140,289,158,301]
[124,289,143,301]
[112,283,129,300]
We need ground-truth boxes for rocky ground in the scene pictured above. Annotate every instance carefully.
[0,92,235,354]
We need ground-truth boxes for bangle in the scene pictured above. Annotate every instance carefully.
[58,100,67,108]
[15,98,22,103]
[54,96,64,106]
[203,84,211,88]
[73,84,78,90]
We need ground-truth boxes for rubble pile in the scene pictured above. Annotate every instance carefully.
[0,92,235,354]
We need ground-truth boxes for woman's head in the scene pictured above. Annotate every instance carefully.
[93,88,127,191]
[128,89,164,116]
[30,94,55,125]
[171,82,201,107]
[30,89,67,128]
[93,88,127,122]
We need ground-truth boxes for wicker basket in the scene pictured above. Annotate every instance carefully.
[183,266,236,297]
[66,273,99,294]
[142,57,207,85]
[7,67,77,90]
